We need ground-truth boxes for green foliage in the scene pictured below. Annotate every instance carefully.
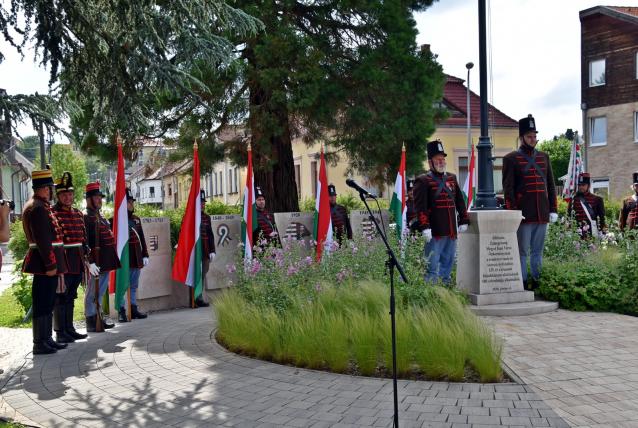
[215,281,502,382]
[215,231,501,381]
[36,145,89,205]
[8,221,27,261]
[537,137,572,185]
[539,211,638,315]
[10,262,31,316]
[204,199,242,215]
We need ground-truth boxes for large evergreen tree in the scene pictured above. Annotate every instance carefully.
[0,0,261,157]
[164,0,445,212]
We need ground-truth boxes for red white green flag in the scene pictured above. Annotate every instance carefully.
[389,144,407,240]
[171,143,203,299]
[110,140,130,310]
[462,144,476,209]
[241,144,258,259]
[313,147,332,261]
[561,133,583,202]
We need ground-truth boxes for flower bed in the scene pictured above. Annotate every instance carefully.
[215,235,503,382]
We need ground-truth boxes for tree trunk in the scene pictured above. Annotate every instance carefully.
[248,84,300,213]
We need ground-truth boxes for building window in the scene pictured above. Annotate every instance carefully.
[636,52,638,79]
[635,112,638,143]
[150,186,155,198]
[310,161,317,198]
[589,59,605,87]
[457,156,469,190]
[168,184,172,196]
[590,116,607,146]
[294,164,301,196]
[591,179,609,198]
[218,171,223,195]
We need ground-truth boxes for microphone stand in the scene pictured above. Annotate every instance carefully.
[356,190,407,428]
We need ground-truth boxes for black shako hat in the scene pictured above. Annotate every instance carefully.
[200,190,206,202]
[255,186,265,198]
[328,184,337,196]
[407,179,414,191]
[578,173,591,186]
[126,188,136,202]
[519,114,538,136]
[54,171,74,194]
[633,172,638,185]
[426,140,447,159]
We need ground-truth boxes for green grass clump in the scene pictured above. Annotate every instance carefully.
[215,280,503,382]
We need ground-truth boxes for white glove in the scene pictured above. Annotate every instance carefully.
[88,263,100,276]
[422,229,432,241]
[209,253,216,260]
[549,213,558,223]
[143,257,149,266]
[458,224,468,233]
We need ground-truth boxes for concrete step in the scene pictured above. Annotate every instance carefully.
[470,300,559,317]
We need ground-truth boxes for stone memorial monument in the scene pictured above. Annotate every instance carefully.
[350,209,390,239]
[206,214,242,290]
[457,210,557,315]
[274,211,315,253]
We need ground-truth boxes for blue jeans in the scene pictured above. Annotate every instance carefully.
[119,268,141,309]
[84,272,110,317]
[424,237,457,284]
[517,223,548,281]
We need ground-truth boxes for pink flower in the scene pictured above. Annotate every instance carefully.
[314,283,322,292]
[287,265,299,276]
[226,263,237,274]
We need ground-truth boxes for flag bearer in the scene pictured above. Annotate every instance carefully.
[328,184,352,245]
[253,186,280,247]
[619,172,638,232]
[567,172,606,238]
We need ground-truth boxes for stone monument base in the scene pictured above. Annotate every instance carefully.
[457,210,557,317]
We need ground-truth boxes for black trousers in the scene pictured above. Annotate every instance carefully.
[60,273,83,303]
[32,275,58,318]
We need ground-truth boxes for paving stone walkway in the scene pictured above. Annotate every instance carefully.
[488,310,638,428]
[0,308,567,428]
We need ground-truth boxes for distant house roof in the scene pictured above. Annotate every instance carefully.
[580,6,638,24]
[439,75,518,128]
[158,159,192,179]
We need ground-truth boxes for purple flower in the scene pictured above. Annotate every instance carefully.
[304,256,313,266]
[226,263,237,274]
[246,258,261,276]
[314,283,322,292]
[574,241,581,250]
[287,265,299,276]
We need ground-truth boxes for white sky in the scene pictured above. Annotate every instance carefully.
[415,0,638,140]
[2,1,637,141]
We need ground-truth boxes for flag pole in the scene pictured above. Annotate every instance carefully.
[127,288,132,321]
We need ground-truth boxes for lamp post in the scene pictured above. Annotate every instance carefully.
[466,62,474,158]
[474,0,499,209]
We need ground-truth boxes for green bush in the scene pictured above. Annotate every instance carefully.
[10,261,32,315]
[8,221,28,261]
[215,281,502,381]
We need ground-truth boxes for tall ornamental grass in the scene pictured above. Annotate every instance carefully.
[215,280,503,382]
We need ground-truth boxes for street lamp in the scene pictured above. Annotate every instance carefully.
[475,0,498,209]
[466,62,474,158]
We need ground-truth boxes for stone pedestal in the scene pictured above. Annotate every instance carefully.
[457,210,534,306]
[350,209,390,239]
[206,214,242,290]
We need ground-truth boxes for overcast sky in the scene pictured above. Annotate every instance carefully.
[2,0,637,140]
[415,0,638,140]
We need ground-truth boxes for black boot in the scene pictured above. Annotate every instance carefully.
[66,302,87,340]
[118,307,128,323]
[102,315,115,329]
[45,314,67,350]
[194,297,209,308]
[33,316,56,355]
[54,301,75,343]
[131,305,147,319]
[86,315,97,333]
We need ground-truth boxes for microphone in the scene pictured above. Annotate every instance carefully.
[346,178,377,198]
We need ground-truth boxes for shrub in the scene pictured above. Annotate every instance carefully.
[215,282,503,382]
[8,221,28,261]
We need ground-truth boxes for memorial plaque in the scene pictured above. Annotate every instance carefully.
[457,210,533,306]
[137,217,173,299]
[206,214,242,289]
[274,212,315,254]
[350,209,390,239]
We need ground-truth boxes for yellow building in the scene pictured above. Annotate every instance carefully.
[204,75,519,206]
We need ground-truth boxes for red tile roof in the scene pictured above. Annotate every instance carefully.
[608,6,638,17]
[440,75,518,128]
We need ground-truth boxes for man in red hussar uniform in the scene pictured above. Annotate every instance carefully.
[52,172,88,343]
[253,186,280,247]
[567,172,605,238]
[619,171,638,232]
[22,167,69,354]
[413,140,469,285]
[84,181,120,332]
[502,114,558,291]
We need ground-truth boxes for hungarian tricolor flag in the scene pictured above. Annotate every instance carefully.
[171,143,203,299]
[561,133,583,202]
[110,140,130,311]
[313,147,332,261]
[462,144,476,210]
[241,144,258,260]
[389,144,407,240]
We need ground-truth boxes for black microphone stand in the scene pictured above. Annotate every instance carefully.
[356,190,408,428]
